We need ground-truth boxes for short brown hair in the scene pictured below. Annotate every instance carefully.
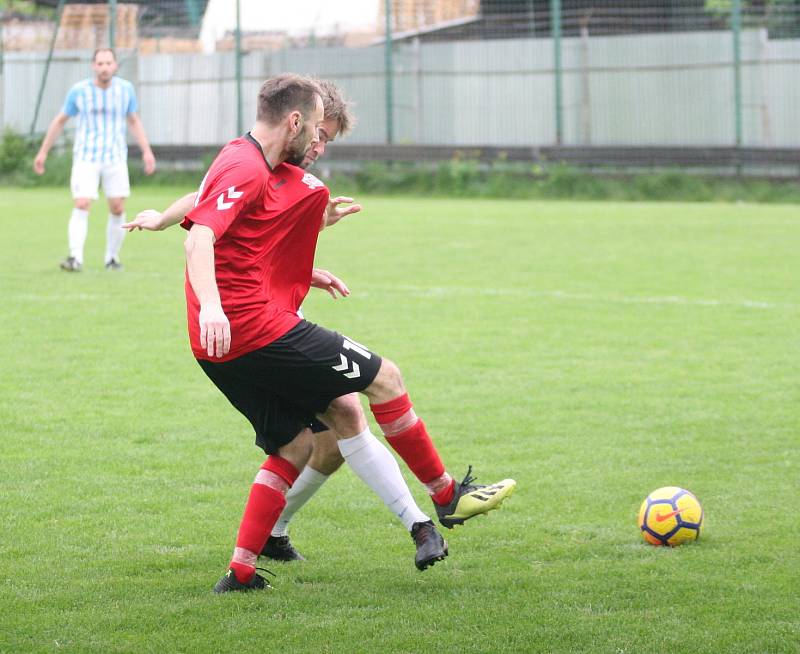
[316,79,355,138]
[257,74,322,125]
[93,48,116,61]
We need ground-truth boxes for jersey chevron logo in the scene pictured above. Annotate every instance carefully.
[217,186,243,210]
[332,354,360,379]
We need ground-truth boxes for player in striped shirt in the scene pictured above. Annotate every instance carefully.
[33,48,156,272]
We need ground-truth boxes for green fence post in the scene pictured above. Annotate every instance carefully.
[30,0,66,137]
[109,0,117,49]
[551,0,563,145]
[527,0,535,37]
[235,0,243,135]
[732,0,743,149]
[385,0,394,146]
[185,0,201,26]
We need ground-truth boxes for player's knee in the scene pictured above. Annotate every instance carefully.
[108,198,125,215]
[74,198,91,211]
[323,394,367,436]
[366,358,405,402]
[276,427,314,472]
[309,431,344,475]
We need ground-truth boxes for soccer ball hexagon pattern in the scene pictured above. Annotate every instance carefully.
[638,486,703,546]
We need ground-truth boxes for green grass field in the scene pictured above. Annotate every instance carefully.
[1,187,798,653]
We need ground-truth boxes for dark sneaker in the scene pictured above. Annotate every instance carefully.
[260,535,306,562]
[60,256,82,272]
[434,466,517,529]
[213,567,272,594]
[411,520,448,571]
[105,258,123,270]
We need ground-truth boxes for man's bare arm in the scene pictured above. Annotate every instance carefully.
[123,192,197,231]
[33,113,70,175]
[126,112,156,175]
[184,225,229,358]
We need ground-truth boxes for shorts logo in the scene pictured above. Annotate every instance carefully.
[332,354,360,379]
[217,186,243,210]
[331,338,372,379]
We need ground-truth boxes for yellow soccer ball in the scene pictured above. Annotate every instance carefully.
[638,486,703,547]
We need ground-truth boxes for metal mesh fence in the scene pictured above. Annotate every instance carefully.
[1,1,799,170]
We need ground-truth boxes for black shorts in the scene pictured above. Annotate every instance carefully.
[197,320,382,454]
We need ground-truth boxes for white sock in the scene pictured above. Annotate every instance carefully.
[105,213,126,263]
[271,466,329,537]
[338,427,431,531]
[68,208,89,263]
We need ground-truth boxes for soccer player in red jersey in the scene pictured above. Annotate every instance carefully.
[125,81,455,572]
[131,75,516,592]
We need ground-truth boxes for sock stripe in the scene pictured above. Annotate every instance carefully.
[262,455,300,486]
[370,393,413,425]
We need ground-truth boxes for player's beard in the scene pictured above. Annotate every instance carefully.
[285,126,314,167]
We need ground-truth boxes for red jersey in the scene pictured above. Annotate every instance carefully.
[181,134,329,362]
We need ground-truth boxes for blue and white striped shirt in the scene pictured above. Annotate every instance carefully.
[62,77,138,164]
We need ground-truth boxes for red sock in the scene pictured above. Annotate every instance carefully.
[231,456,299,583]
[431,479,456,506]
[371,394,446,485]
[383,419,445,483]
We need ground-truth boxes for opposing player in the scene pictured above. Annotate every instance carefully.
[33,48,156,271]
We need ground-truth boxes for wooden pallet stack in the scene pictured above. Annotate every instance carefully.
[56,3,139,50]
[381,0,480,33]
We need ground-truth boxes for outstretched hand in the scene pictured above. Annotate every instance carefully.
[122,209,165,232]
[323,196,362,230]
[311,268,350,299]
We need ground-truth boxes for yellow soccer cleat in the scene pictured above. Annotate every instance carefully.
[434,466,517,529]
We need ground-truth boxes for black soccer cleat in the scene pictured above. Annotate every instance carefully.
[434,465,517,529]
[60,256,82,272]
[213,567,273,594]
[411,520,448,571]
[260,535,306,561]
[104,258,123,271]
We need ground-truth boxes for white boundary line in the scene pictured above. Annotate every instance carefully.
[14,286,795,311]
[362,285,796,311]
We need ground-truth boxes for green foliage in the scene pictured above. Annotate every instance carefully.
[1,190,799,653]
[538,162,612,199]
[0,129,208,188]
[629,170,714,202]
[344,159,800,203]
[704,0,800,37]
[3,127,799,203]
[705,0,791,12]
[0,0,54,16]
[0,128,33,175]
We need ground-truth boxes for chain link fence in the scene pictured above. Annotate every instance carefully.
[1,0,799,173]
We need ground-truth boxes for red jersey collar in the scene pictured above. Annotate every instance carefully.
[244,132,274,171]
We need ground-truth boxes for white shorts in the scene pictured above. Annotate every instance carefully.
[70,160,130,200]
